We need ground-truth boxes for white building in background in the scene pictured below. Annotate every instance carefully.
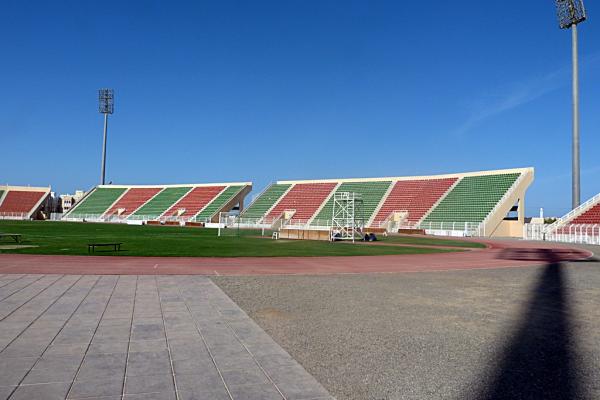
[60,190,85,212]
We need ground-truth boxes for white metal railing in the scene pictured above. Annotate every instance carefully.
[0,212,28,220]
[417,221,484,237]
[368,211,413,233]
[524,223,600,246]
[546,192,600,233]
[282,218,334,230]
[58,213,211,225]
[216,213,487,239]
[50,213,64,221]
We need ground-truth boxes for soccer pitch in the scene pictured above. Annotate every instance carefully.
[0,221,483,257]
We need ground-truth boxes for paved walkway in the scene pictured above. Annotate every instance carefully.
[0,274,331,400]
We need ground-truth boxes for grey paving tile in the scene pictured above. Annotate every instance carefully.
[221,366,271,387]
[126,350,171,377]
[0,386,16,400]
[34,354,83,371]
[67,377,124,399]
[87,340,128,355]
[131,323,164,341]
[90,332,130,344]
[10,381,71,400]
[172,357,215,375]
[53,328,95,344]
[228,383,284,400]
[169,342,210,361]
[201,328,240,347]
[128,339,167,353]
[77,353,127,380]
[266,363,316,385]
[0,275,331,400]
[21,367,79,384]
[211,350,257,371]
[0,367,28,387]
[124,391,176,400]
[43,343,88,357]
[95,324,130,336]
[97,317,131,327]
[0,356,37,372]
[165,328,200,340]
[178,388,230,400]
[175,371,225,394]
[1,340,49,357]
[255,353,297,372]
[123,373,174,395]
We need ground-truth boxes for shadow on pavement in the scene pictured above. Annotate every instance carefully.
[473,249,588,399]
[496,247,588,262]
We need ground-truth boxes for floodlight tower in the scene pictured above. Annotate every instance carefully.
[98,89,114,185]
[556,0,586,209]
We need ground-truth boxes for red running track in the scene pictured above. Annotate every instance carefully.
[0,239,594,276]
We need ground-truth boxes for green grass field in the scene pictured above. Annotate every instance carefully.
[0,221,483,257]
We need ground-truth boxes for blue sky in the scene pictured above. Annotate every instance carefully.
[1,1,598,217]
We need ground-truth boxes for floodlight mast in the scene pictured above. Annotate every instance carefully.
[98,89,114,186]
[556,0,586,209]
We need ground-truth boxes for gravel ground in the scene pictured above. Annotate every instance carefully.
[213,244,600,400]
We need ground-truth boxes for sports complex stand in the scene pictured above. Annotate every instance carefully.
[0,185,52,220]
[525,192,600,245]
[240,168,534,237]
[63,182,252,223]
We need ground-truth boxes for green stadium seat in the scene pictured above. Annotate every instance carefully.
[421,173,520,224]
[195,185,245,220]
[240,184,291,219]
[131,187,191,219]
[313,181,392,223]
[70,187,127,216]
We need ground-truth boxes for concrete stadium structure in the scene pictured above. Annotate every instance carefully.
[63,182,252,224]
[241,167,534,238]
[0,185,52,220]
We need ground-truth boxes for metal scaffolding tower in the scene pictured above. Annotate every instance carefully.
[331,192,364,242]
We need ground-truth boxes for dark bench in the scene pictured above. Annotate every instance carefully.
[88,243,123,253]
[0,233,22,244]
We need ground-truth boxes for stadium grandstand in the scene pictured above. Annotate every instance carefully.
[238,167,533,238]
[525,191,600,245]
[0,185,52,220]
[63,182,252,224]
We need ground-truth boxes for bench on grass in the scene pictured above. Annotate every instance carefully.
[0,233,22,244]
[88,242,123,253]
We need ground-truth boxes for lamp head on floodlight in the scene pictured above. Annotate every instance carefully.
[556,0,586,29]
[98,88,114,114]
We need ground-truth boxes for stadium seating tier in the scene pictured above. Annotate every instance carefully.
[266,183,337,221]
[0,191,47,215]
[105,188,162,217]
[313,181,392,223]
[195,185,245,220]
[421,173,520,224]
[372,178,457,224]
[570,203,600,224]
[131,187,192,219]
[164,186,226,218]
[69,187,127,216]
[241,184,291,219]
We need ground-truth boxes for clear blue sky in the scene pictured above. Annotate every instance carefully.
[1,1,598,217]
